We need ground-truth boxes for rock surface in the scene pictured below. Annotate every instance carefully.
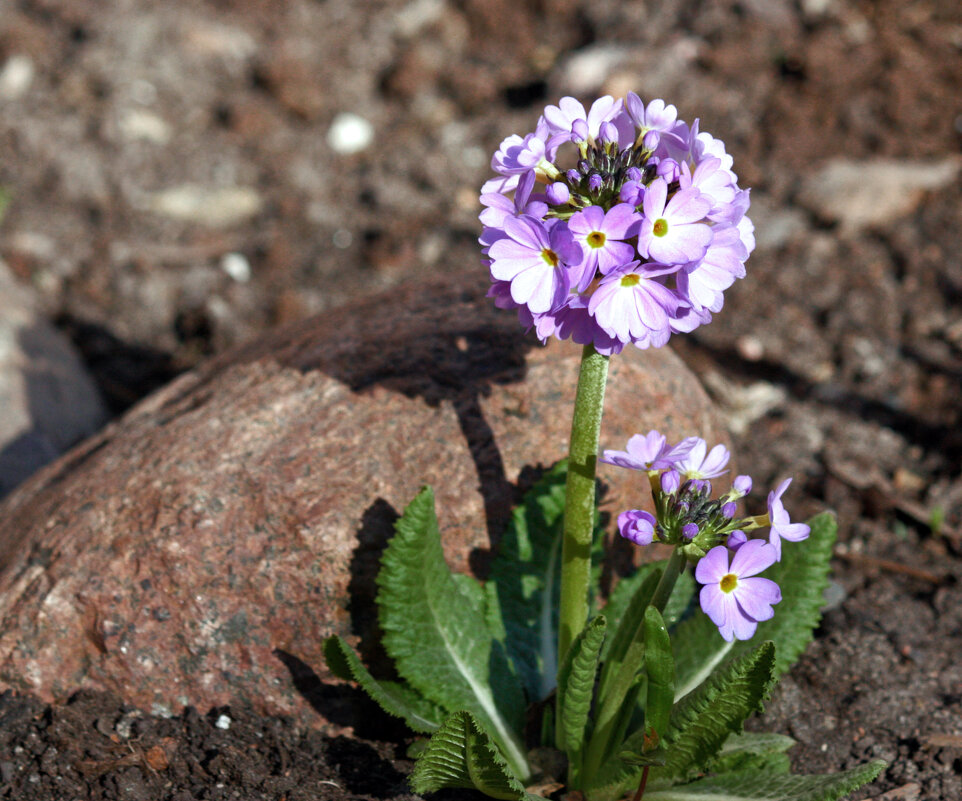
[0,275,728,726]
[0,261,108,496]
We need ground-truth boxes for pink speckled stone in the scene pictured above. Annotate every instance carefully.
[0,275,729,727]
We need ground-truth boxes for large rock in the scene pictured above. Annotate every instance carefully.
[0,275,728,726]
[0,260,108,496]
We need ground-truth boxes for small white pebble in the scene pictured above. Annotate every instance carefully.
[327,112,374,154]
[215,714,232,730]
[736,335,765,362]
[0,55,35,100]
[220,252,251,282]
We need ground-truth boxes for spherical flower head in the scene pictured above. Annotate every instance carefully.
[695,541,781,642]
[673,438,730,480]
[618,509,656,546]
[480,93,753,348]
[767,478,811,561]
[600,430,696,473]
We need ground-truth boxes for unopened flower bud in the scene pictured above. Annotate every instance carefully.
[571,119,589,143]
[727,530,748,550]
[598,120,618,145]
[588,173,603,192]
[618,509,656,547]
[546,182,570,205]
[733,475,753,496]
[721,501,737,519]
[682,523,699,540]
[660,469,681,495]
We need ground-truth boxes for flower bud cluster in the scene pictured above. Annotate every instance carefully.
[601,430,812,641]
[480,95,755,354]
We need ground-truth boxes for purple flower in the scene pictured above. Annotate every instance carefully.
[488,216,581,314]
[618,509,656,546]
[638,179,713,266]
[696,541,781,642]
[588,262,680,346]
[567,204,640,281]
[673,438,730,480]
[727,530,749,550]
[480,93,753,348]
[767,478,810,561]
[600,430,697,473]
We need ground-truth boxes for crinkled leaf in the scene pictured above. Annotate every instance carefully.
[643,759,886,801]
[556,614,607,779]
[655,641,777,784]
[588,642,777,799]
[488,461,603,701]
[377,487,528,778]
[710,732,795,775]
[410,710,527,800]
[673,514,836,701]
[322,635,443,733]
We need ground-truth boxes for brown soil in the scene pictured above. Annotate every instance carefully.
[1,0,961,799]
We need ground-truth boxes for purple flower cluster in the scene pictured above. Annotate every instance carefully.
[601,430,810,641]
[480,95,754,354]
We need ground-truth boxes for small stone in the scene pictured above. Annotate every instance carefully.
[798,157,962,234]
[0,55,34,100]
[148,185,263,227]
[220,253,251,283]
[118,109,171,145]
[326,112,374,154]
[214,714,231,730]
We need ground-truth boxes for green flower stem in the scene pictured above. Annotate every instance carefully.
[558,345,610,666]
[582,548,687,781]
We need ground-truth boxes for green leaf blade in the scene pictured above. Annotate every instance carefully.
[487,462,568,701]
[644,759,886,801]
[556,614,607,779]
[377,487,528,778]
[410,710,528,801]
[322,635,443,733]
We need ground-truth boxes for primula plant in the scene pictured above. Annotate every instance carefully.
[324,94,885,800]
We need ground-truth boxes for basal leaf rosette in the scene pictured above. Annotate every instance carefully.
[480,95,755,354]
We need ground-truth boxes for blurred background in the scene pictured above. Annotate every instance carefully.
[1,1,961,795]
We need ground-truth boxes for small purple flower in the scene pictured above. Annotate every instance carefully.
[588,261,680,346]
[567,204,640,281]
[543,95,628,145]
[618,509,656,546]
[638,179,713,266]
[767,478,810,561]
[488,216,581,314]
[696,541,781,642]
[673,438,730,480]
[600,430,696,473]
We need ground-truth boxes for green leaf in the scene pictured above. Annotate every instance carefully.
[583,643,777,800]
[489,461,603,701]
[655,641,777,784]
[377,487,528,778]
[322,635,443,733]
[643,759,886,801]
[410,710,527,801]
[710,732,795,775]
[556,614,607,779]
[599,566,661,672]
[673,514,836,701]
[643,605,675,744]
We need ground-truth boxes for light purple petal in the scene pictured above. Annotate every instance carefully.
[729,538,777,578]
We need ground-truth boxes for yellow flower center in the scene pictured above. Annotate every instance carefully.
[620,274,641,287]
[587,231,606,249]
[653,218,669,237]
[541,248,559,267]
[720,573,738,593]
